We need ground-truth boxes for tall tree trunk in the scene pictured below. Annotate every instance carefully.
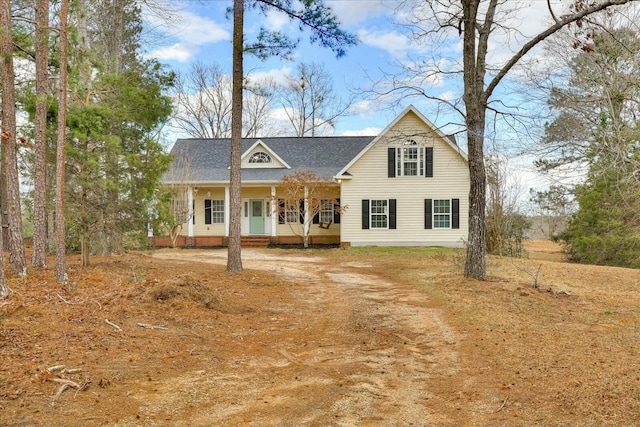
[55,0,69,284]
[80,183,89,266]
[0,128,7,252]
[32,0,50,268]
[227,0,244,272]
[0,0,27,275]
[462,0,488,280]
[0,134,5,294]
[0,223,5,297]
[464,116,487,280]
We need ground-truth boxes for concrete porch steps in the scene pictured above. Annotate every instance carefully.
[240,236,271,248]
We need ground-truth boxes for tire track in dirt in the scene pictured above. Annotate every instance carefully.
[146,250,460,425]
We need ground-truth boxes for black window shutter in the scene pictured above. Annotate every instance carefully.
[388,148,396,178]
[278,199,285,224]
[424,199,432,229]
[425,147,433,178]
[192,200,195,224]
[204,200,211,224]
[299,199,305,224]
[452,198,460,229]
[389,199,396,230]
[334,198,341,224]
[312,198,320,224]
[362,199,369,229]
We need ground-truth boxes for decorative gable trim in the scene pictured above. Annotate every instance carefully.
[241,140,291,169]
[334,105,467,179]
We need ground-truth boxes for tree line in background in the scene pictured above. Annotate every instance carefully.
[1,0,174,292]
[533,14,640,268]
[486,9,640,269]
[171,61,353,139]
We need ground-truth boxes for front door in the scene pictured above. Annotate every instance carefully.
[249,199,265,234]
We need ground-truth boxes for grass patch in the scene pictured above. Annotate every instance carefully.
[344,245,460,258]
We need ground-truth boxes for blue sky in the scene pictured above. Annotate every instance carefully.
[142,1,575,139]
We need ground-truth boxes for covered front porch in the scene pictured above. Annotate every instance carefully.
[151,184,341,248]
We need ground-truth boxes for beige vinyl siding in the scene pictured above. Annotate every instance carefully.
[193,187,226,236]
[341,111,469,247]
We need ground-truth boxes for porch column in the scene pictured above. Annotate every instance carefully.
[224,186,230,237]
[271,186,277,237]
[187,186,194,237]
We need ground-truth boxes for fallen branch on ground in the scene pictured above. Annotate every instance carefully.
[56,294,77,305]
[52,378,81,389]
[137,323,168,330]
[51,384,70,405]
[50,378,90,405]
[105,319,122,332]
[496,396,509,412]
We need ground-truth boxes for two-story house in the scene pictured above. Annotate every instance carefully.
[155,105,470,248]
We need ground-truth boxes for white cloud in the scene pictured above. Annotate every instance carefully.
[149,43,200,63]
[144,7,230,62]
[437,91,457,102]
[349,101,377,118]
[340,127,381,136]
[326,0,390,26]
[177,14,229,45]
[247,66,294,87]
[264,9,291,31]
[357,28,411,58]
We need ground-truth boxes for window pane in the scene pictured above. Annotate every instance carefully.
[286,202,298,223]
[433,200,450,228]
[320,199,333,223]
[212,200,224,223]
[370,200,388,229]
[249,151,272,163]
[396,145,419,176]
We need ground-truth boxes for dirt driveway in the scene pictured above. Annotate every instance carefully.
[4,242,640,426]
[143,249,460,426]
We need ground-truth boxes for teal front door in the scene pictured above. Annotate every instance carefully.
[249,199,265,234]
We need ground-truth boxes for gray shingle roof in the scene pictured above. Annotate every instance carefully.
[163,136,375,184]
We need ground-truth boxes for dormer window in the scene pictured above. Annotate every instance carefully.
[249,151,272,164]
[397,140,420,176]
[388,141,433,178]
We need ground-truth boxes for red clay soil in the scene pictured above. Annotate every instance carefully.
[1,241,639,426]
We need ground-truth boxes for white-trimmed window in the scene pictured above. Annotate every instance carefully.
[286,202,298,223]
[205,199,225,224]
[370,200,388,229]
[433,199,451,228]
[319,199,333,224]
[396,140,424,176]
[277,199,299,224]
[396,140,421,177]
[248,151,272,164]
[389,144,433,178]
